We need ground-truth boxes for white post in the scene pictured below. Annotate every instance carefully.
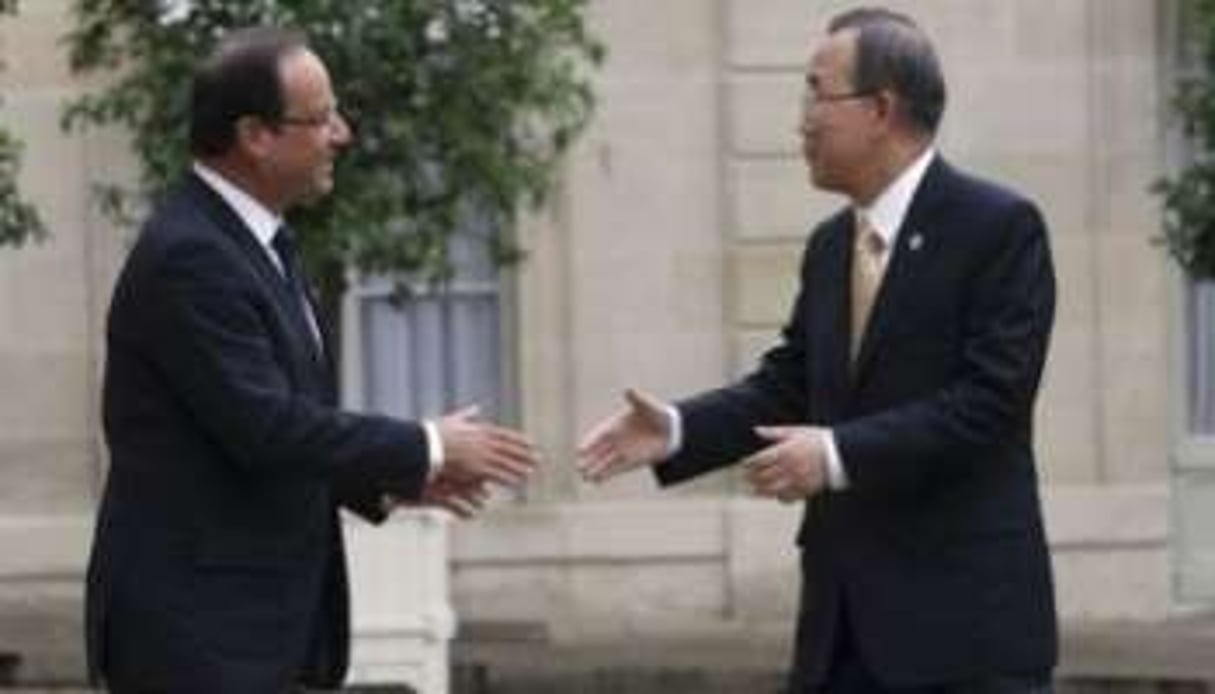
[344,508,454,693]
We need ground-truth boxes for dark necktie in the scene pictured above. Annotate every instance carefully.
[271,225,323,349]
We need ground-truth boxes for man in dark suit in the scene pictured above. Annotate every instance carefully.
[85,27,538,693]
[578,8,1056,693]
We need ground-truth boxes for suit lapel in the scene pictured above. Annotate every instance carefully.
[808,214,854,417]
[851,157,954,381]
[182,174,329,370]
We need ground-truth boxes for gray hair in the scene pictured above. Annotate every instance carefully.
[828,7,946,136]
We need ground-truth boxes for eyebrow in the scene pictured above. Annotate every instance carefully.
[298,102,338,115]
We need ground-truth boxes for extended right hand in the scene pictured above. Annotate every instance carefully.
[418,473,492,519]
[576,388,672,483]
[438,406,538,489]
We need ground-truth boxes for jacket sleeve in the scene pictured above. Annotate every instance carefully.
[142,234,431,502]
[655,232,820,487]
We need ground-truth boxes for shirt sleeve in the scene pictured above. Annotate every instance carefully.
[821,428,849,490]
[664,403,684,458]
[423,420,445,477]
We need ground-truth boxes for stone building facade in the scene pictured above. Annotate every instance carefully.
[0,0,1199,681]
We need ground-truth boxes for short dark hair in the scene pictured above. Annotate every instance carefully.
[828,7,946,135]
[189,27,308,157]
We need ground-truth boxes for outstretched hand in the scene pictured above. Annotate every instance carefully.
[577,388,672,483]
[438,405,539,489]
[418,473,492,519]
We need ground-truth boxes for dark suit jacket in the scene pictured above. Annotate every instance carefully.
[85,173,432,693]
[656,157,1057,687]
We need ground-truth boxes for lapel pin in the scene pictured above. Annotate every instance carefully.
[908,233,924,252]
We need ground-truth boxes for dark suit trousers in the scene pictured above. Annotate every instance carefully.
[809,603,1053,694]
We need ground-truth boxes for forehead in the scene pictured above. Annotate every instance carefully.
[278,49,334,106]
[806,30,857,87]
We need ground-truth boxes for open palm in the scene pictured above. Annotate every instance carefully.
[577,389,672,483]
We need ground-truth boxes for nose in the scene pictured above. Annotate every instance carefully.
[330,112,353,146]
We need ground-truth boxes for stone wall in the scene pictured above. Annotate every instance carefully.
[0,0,1193,681]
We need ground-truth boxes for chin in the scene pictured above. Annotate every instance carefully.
[293,186,330,208]
[809,165,849,195]
[310,178,335,199]
[809,169,832,192]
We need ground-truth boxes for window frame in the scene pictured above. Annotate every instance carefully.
[340,269,520,428]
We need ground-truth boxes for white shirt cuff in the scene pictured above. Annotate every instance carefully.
[422,420,445,477]
[822,429,849,490]
[664,404,683,458]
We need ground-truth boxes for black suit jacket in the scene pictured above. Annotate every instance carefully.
[657,158,1057,687]
[85,173,431,692]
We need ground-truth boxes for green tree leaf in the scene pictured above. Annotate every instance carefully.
[1158,0,1215,278]
[0,0,49,248]
[62,0,602,301]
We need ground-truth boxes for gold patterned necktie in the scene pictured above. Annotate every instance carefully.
[850,213,886,363]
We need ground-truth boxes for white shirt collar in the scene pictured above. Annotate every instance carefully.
[855,146,936,248]
[192,162,283,254]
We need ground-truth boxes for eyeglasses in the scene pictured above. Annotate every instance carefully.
[277,107,345,130]
[802,89,877,109]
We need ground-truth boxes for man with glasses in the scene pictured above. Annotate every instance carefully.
[85,27,539,693]
[578,8,1057,693]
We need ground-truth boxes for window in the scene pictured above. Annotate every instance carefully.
[355,234,509,424]
[1187,281,1215,435]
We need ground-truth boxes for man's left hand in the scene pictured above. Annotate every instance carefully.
[386,473,492,520]
[742,426,828,503]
